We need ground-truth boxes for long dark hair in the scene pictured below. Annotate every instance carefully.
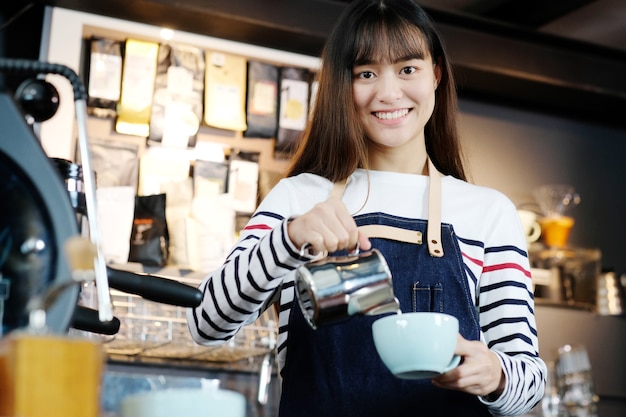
[286,0,467,182]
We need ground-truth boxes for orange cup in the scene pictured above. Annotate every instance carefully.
[539,215,574,248]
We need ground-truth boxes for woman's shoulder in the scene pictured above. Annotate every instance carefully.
[275,173,333,193]
[443,176,516,210]
[441,176,520,235]
[442,177,527,253]
[257,173,333,215]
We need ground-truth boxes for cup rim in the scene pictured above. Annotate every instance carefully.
[373,311,458,327]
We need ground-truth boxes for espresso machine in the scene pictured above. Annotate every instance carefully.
[0,58,202,338]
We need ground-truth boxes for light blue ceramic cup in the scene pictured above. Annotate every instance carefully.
[372,312,461,379]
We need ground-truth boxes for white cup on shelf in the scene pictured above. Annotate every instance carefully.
[517,209,541,243]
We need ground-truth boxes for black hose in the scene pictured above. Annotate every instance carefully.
[72,306,121,335]
[0,58,87,101]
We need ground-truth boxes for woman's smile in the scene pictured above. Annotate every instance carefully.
[373,108,411,121]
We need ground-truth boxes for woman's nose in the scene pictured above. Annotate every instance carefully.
[376,74,403,103]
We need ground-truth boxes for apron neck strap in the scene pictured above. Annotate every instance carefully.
[329,178,347,200]
[427,158,444,257]
[330,157,444,257]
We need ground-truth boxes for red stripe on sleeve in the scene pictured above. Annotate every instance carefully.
[483,262,532,278]
[462,252,484,268]
[243,224,273,230]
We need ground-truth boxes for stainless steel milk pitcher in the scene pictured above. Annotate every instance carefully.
[295,248,399,329]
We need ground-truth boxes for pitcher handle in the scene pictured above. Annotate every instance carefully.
[299,242,360,258]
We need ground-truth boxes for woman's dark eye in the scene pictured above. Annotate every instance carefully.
[401,67,416,75]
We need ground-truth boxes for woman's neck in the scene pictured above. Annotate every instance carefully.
[367,139,428,175]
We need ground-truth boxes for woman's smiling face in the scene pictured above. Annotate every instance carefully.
[352,54,440,155]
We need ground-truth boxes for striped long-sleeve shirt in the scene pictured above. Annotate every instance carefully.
[187,169,547,416]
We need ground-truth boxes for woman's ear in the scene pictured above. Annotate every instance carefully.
[434,58,442,89]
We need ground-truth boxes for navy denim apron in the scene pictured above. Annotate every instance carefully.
[279,165,492,417]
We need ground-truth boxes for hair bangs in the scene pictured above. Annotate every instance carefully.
[353,14,429,65]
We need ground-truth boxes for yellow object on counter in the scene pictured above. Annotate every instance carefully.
[0,333,104,417]
[539,215,575,248]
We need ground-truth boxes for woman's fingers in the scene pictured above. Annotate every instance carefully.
[357,229,372,251]
[288,197,367,255]
[432,335,505,397]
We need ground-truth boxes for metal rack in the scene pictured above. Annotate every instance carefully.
[94,278,277,365]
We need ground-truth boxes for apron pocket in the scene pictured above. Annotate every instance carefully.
[412,282,443,312]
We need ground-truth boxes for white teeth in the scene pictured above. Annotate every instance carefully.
[374,109,409,120]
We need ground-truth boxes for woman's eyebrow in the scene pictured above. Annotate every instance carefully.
[354,53,426,66]
[394,52,426,62]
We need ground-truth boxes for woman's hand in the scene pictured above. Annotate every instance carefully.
[287,196,371,255]
[432,334,505,399]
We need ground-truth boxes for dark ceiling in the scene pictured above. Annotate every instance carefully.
[2,0,626,128]
[335,0,626,53]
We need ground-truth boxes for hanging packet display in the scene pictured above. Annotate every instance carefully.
[204,51,247,131]
[88,137,140,190]
[148,43,205,148]
[193,159,229,198]
[276,67,310,156]
[115,39,159,137]
[244,61,278,139]
[227,150,260,214]
[128,193,170,267]
[85,37,123,118]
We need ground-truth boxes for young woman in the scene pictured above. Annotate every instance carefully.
[188,0,546,415]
